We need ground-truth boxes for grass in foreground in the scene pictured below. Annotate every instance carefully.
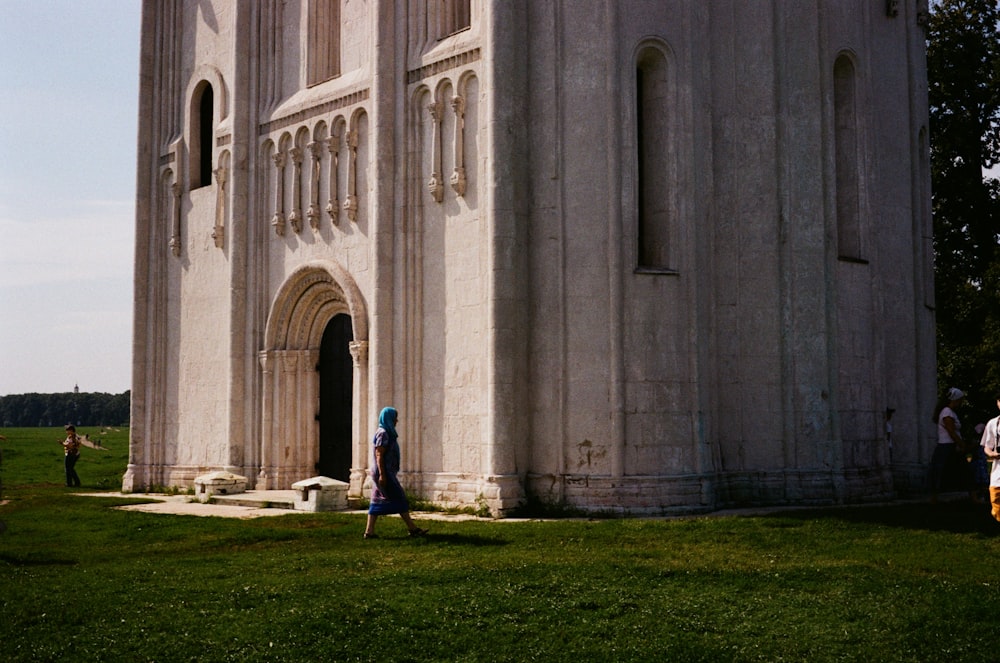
[2,428,1000,662]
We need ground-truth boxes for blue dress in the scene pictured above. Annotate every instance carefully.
[368,427,409,515]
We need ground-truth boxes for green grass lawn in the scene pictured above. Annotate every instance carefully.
[2,428,1000,662]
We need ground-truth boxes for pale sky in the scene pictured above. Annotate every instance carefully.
[0,1,140,395]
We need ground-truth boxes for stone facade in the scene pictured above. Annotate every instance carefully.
[125,0,937,515]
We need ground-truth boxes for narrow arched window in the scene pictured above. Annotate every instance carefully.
[440,0,470,38]
[308,0,341,85]
[190,82,214,189]
[834,55,862,261]
[636,47,671,270]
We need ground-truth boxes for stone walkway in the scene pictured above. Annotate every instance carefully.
[77,491,299,519]
[77,490,497,521]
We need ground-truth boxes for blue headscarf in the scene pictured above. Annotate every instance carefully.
[378,406,398,441]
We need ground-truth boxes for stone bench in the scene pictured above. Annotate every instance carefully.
[291,476,349,512]
[194,471,248,503]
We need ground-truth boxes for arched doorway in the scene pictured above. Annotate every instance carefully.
[318,313,353,480]
[259,260,369,492]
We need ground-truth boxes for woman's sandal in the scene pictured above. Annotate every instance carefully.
[408,527,428,538]
[363,532,378,539]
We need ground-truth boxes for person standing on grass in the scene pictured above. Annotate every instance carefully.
[929,388,971,503]
[363,407,427,540]
[979,392,1000,522]
[60,425,82,488]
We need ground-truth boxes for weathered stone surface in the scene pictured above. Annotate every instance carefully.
[194,471,248,503]
[291,476,349,512]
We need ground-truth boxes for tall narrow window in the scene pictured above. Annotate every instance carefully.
[636,47,671,270]
[190,82,214,189]
[834,55,862,261]
[440,0,470,37]
[308,0,341,85]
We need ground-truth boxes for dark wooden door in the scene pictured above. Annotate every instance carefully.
[317,314,353,481]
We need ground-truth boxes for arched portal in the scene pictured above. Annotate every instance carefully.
[259,261,369,492]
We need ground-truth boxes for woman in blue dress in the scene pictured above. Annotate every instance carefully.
[364,407,428,539]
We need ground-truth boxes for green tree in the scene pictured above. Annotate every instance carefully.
[928,0,1000,412]
[0,392,130,427]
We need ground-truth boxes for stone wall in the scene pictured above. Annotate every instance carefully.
[128,0,936,514]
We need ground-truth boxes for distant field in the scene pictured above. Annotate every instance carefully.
[0,426,130,492]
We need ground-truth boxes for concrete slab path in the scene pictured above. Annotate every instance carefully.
[76,491,496,521]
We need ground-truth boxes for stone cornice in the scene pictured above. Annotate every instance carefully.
[258,89,370,136]
[406,48,480,85]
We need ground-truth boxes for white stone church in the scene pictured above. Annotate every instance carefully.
[125,0,938,515]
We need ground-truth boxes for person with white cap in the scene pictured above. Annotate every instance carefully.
[929,387,968,503]
[979,392,1000,521]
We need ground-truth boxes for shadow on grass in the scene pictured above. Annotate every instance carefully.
[425,532,509,546]
[370,532,508,546]
[760,499,1000,537]
[0,552,79,567]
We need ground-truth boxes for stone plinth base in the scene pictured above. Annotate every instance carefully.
[291,476,349,512]
[417,472,525,517]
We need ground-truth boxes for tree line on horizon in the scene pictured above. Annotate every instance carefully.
[0,391,130,428]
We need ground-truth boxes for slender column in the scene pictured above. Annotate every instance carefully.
[348,340,369,495]
[212,164,227,248]
[450,95,467,196]
[307,141,323,230]
[288,146,304,233]
[271,150,286,235]
[485,0,530,508]
[326,129,340,224]
[605,3,625,478]
[343,129,359,222]
[124,0,160,494]
[258,351,274,488]
[304,349,320,477]
[427,100,444,202]
[169,181,182,256]
[279,352,299,486]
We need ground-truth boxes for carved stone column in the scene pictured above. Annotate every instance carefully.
[279,351,299,487]
[296,349,314,480]
[343,129,358,222]
[326,129,340,224]
[349,340,369,496]
[258,351,274,488]
[427,100,444,202]
[307,141,323,230]
[304,348,320,478]
[212,164,227,248]
[288,146,304,233]
[169,181,182,256]
[450,95,467,196]
[271,151,286,236]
